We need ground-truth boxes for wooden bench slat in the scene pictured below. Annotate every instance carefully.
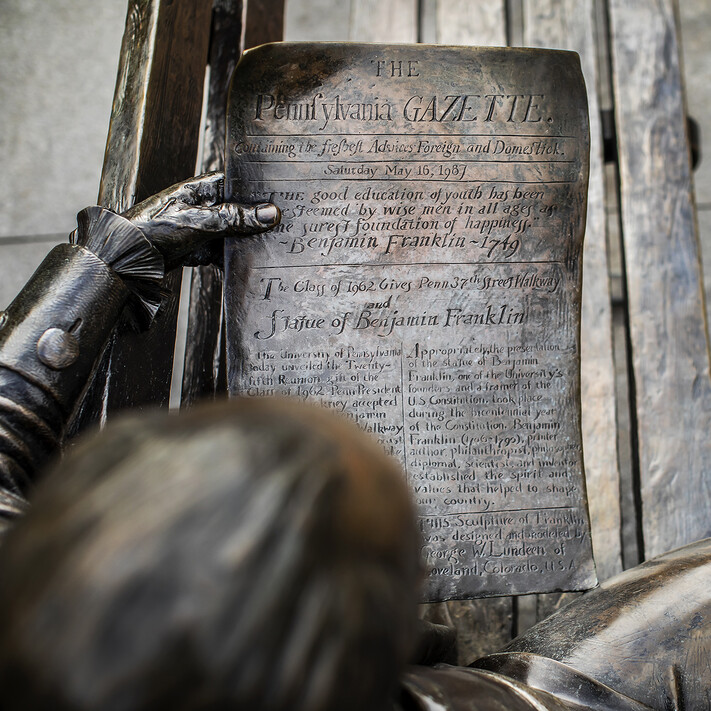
[350,0,418,43]
[609,0,711,557]
[244,0,285,49]
[182,0,247,407]
[435,0,506,46]
[284,0,351,41]
[522,0,623,581]
[70,0,214,433]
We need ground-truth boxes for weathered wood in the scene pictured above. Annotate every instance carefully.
[244,0,284,49]
[435,0,506,46]
[284,0,351,41]
[70,0,213,431]
[203,0,247,175]
[609,0,711,557]
[181,264,227,405]
[421,598,514,666]
[181,0,287,407]
[349,0,417,42]
[182,0,244,406]
[522,0,622,581]
[417,0,437,44]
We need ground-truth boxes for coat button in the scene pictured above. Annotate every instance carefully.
[37,328,80,370]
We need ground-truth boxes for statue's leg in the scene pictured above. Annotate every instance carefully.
[473,538,711,711]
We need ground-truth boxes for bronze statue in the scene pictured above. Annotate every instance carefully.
[0,177,709,710]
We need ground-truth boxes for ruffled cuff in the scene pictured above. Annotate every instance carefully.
[70,207,166,330]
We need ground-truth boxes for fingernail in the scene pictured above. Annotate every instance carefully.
[256,203,280,226]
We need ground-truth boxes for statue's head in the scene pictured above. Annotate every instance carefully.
[0,397,421,711]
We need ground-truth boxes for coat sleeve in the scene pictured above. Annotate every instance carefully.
[0,208,164,536]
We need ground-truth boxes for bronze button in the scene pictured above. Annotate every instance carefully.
[37,328,80,370]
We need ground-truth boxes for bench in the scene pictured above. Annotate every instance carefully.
[74,0,708,663]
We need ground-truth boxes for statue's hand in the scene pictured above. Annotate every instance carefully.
[121,171,280,270]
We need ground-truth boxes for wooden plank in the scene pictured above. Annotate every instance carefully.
[181,0,244,406]
[69,0,213,432]
[522,0,622,581]
[244,0,284,49]
[609,0,711,558]
[181,0,287,407]
[420,598,514,666]
[349,0,417,42]
[434,0,506,46]
[284,0,351,41]
[594,0,642,573]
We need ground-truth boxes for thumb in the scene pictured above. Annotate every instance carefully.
[179,202,280,235]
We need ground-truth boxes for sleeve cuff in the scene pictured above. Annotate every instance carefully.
[71,207,166,330]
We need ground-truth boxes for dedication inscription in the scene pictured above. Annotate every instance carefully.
[224,43,596,601]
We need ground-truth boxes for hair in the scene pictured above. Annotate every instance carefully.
[0,397,422,711]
